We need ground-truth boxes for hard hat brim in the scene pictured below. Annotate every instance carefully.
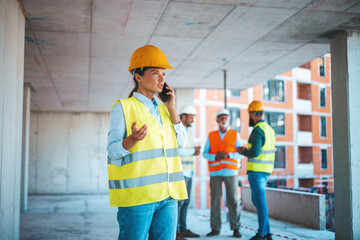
[248,109,264,112]
[128,65,174,72]
[216,114,230,118]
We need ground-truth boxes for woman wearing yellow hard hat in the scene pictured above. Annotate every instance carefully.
[107,45,188,240]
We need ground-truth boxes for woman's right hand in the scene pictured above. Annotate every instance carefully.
[130,121,147,141]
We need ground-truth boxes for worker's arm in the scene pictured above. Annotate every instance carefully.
[107,103,130,159]
[228,132,243,160]
[173,122,186,149]
[179,147,195,157]
[202,137,216,161]
[241,127,265,158]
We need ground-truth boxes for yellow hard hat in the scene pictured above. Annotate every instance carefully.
[128,45,174,72]
[247,100,264,112]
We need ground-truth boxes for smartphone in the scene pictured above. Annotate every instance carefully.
[159,82,170,102]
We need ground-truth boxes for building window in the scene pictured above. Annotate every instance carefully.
[263,79,284,102]
[319,57,325,77]
[264,112,285,135]
[274,146,286,169]
[320,87,326,107]
[321,149,327,169]
[229,108,241,132]
[267,179,286,188]
[299,179,314,188]
[320,116,326,138]
[227,89,241,97]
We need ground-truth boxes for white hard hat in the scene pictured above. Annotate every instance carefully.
[179,105,196,115]
[216,108,230,118]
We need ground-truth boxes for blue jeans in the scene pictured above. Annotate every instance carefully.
[178,176,192,232]
[248,171,270,235]
[117,197,177,240]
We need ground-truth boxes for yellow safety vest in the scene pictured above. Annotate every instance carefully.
[107,97,188,207]
[247,121,276,173]
[180,127,195,172]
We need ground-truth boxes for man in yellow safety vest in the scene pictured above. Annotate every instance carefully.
[237,100,276,240]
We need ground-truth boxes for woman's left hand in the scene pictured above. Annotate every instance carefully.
[158,83,176,110]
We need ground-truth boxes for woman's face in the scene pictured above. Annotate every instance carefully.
[138,68,166,94]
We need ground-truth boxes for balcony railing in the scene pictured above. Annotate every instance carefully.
[297,163,314,178]
[297,131,313,146]
[295,99,312,114]
[293,67,311,83]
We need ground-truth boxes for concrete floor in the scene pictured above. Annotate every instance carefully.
[20,195,334,240]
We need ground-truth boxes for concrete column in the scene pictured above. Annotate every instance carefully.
[175,88,195,110]
[21,83,31,211]
[330,30,360,240]
[291,71,299,188]
[0,0,25,239]
[198,89,207,209]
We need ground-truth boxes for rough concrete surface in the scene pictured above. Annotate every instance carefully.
[21,0,360,111]
[242,186,326,230]
[20,195,334,240]
[28,112,109,195]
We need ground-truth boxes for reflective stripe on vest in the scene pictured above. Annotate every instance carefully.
[108,148,179,167]
[107,97,188,207]
[247,121,276,173]
[209,162,220,167]
[208,129,239,174]
[181,160,194,165]
[109,172,184,189]
[209,160,238,167]
[248,159,274,164]
[260,150,276,154]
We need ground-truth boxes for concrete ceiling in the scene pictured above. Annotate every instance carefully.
[22,0,360,112]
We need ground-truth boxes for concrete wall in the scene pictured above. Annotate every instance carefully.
[0,0,25,239]
[242,186,325,230]
[29,112,109,194]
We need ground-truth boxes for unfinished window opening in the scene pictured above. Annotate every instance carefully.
[229,107,241,133]
[265,112,285,135]
[320,116,327,138]
[319,57,325,77]
[263,79,284,102]
[321,149,328,169]
[298,146,313,164]
[320,87,326,108]
[274,145,286,169]
[226,89,241,98]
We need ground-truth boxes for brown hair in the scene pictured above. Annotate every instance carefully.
[128,67,152,97]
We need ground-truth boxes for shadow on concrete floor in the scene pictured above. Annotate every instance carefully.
[20,195,334,240]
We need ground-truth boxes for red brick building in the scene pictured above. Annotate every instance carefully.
[191,55,333,209]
